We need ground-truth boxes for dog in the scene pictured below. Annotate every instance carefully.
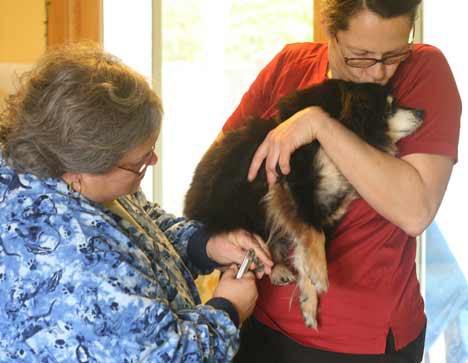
[184,79,424,328]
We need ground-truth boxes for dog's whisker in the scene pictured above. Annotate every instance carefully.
[288,284,300,312]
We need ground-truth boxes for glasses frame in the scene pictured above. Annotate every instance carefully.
[335,35,413,69]
[117,145,155,177]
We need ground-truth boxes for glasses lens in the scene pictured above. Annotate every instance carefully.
[382,51,411,65]
[345,58,377,68]
[137,149,155,174]
[346,50,411,68]
[137,163,147,174]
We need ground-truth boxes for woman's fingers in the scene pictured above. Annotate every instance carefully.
[278,141,293,175]
[265,139,281,185]
[234,231,273,276]
[221,264,238,279]
[251,233,272,260]
[248,141,269,181]
[248,130,294,185]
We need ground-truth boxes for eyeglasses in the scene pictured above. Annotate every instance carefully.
[117,145,155,177]
[335,36,412,69]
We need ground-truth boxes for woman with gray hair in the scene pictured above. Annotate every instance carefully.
[0,44,272,362]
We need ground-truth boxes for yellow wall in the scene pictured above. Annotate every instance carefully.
[0,0,46,63]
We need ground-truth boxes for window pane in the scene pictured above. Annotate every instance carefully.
[423,2,468,362]
[102,0,154,200]
[161,0,313,214]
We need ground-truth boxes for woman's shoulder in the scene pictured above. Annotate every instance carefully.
[0,163,92,217]
[0,166,142,285]
[0,160,120,246]
[411,43,448,64]
[278,42,328,64]
[398,43,450,74]
[392,43,456,96]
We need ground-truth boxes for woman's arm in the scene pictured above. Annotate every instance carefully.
[0,197,241,362]
[247,106,454,236]
[130,192,272,277]
[312,113,453,236]
[15,268,241,362]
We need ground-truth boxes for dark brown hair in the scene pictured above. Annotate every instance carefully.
[322,0,422,36]
[0,43,162,178]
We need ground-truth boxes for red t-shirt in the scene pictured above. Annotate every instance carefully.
[223,43,461,354]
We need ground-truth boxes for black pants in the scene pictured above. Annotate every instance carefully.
[234,318,426,363]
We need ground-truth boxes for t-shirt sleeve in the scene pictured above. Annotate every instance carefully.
[392,45,461,161]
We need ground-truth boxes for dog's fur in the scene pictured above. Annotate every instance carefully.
[184,79,424,328]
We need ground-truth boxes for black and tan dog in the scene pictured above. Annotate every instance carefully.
[184,79,424,328]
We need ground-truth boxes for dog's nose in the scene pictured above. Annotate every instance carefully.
[413,109,425,120]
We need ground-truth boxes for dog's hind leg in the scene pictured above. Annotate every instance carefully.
[297,269,319,329]
[292,226,327,328]
[271,264,296,285]
[270,240,296,285]
[265,184,327,326]
[295,227,328,294]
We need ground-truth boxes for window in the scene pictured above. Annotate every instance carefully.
[422,2,468,362]
[161,0,313,214]
[103,0,155,200]
[103,0,312,213]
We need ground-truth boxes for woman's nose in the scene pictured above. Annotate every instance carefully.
[149,152,158,165]
[367,62,387,83]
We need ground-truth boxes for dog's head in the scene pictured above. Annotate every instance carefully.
[278,79,424,152]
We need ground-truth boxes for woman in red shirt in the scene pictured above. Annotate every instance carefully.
[224,0,461,362]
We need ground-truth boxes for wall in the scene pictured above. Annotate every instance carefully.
[0,1,46,100]
[0,0,46,63]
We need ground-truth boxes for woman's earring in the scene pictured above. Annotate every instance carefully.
[69,179,82,194]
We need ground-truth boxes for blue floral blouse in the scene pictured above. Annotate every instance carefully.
[0,155,239,362]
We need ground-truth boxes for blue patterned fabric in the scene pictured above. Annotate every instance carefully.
[0,155,239,362]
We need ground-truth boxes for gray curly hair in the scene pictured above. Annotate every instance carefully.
[0,43,162,178]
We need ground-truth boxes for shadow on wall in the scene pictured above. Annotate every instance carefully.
[0,88,6,105]
[0,63,32,105]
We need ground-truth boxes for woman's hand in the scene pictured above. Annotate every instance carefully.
[213,265,258,323]
[247,106,331,185]
[206,229,273,278]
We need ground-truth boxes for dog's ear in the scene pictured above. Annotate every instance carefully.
[339,82,390,135]
[277,79,344,121]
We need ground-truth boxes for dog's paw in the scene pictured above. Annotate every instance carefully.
[300,292,318,329]
[308,263,329,294]
[270,264,296,285]
[311,272,329,295]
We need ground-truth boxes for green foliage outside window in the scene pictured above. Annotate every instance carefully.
[163,0,313,64]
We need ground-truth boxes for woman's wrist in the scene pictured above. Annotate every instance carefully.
[310,107,334,143]
[187,227,221,270]
[205,236,216,261]
[205,297,240,327]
